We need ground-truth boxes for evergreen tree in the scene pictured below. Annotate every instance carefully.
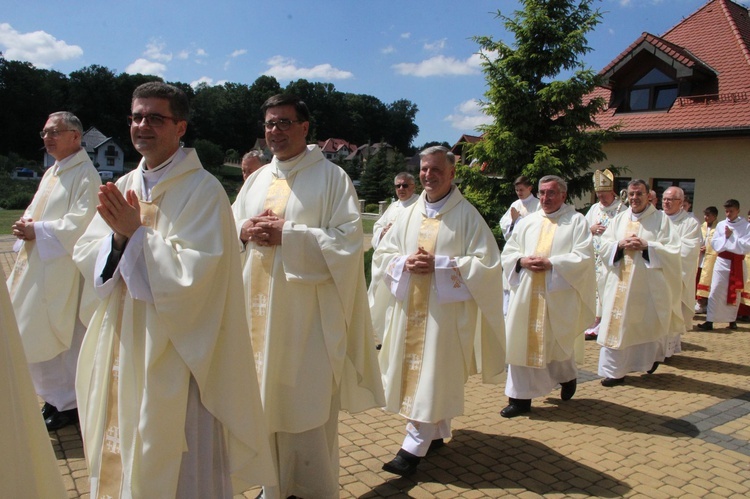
[464,0,613,222]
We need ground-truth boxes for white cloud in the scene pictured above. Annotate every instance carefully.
[444,99,493,131]
[0,23,82,68]
[381,45,395,55]
[190,76,227,88]
[392,53,483,77]
[196,48,208,57]
[423,38,447,52]
[400,32,411,39]
[619,0,632,5]
[263,55,353,81]
[177,50,190,60]
[230,49,247,58]
[144,40,172,62]
[125,58,167,77]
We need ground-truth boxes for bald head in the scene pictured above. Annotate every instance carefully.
[662,186,684,216]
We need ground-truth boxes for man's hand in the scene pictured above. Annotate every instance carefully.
[510,207,520,222]
[11,217,35,241]
[97,183,141,250]
[405,246,435,274]
[590,222,605,235]
[381,223,393,237]
[725,225,734,238]
[618,234,647,251]
[520,255,552,273]
[242,209,284,246]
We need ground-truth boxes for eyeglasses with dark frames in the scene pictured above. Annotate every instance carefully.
[262,119,304,131]
[394,183,412,189]
[128,114,180,127]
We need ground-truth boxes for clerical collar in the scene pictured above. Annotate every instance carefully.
[728,216,741,224]
[275,149,307,174]
[521,195,537,206]
[542,205,564,219]
[425,187,453,218]
[139,148,184,200]
[667,209,683,222]
[52,148,81,175]
[630,207,648,221]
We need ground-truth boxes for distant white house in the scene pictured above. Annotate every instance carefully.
[44,127,125,174]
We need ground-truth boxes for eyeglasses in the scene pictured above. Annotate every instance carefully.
[394,183,412,189]
[128,113,179,127]
[39,129,75,138]
[262,119,304,131]
[662,198,683,202]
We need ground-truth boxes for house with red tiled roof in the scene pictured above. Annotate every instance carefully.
[588,0,750,211]
[318,138,357,161]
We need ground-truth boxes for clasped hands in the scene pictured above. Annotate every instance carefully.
[520,255,552,273]
[405,246,434,274]
[618,234,647,251]
[241,209,284,246]
[97,183,142,251]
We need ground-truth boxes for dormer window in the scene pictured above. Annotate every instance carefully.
[626,68,678,111]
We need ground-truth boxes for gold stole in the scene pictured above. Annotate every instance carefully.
[249,176,292,381]
[525,217,557,367]
[604,219,640,348]
[97,200,159,499]
[696,225,716,298]
[399,216,440,418]
[9,171,59,296]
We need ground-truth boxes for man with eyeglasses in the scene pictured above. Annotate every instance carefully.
[661,186,701,357]
[371,172,418,249]
[74,82,274,498]
[7,111,100,432]
[596,179,682,386]
[233,94,384,498]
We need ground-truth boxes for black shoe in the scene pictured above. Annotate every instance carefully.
[647,362,660,374]
[41,402,58,420]
[45,408,78,431]
[584,334,597,341]
[729,322,738,330]
[601,377,625,387]
[560,379,577,401]
[382,449,420,477]
[427,438,445,453]
[697,321,713,331]
[500,398,531,418]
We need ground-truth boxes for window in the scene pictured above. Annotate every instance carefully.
[107,158,115,166]
[625,68,678,112]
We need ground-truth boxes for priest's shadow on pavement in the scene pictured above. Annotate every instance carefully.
[622,371,750,400]
[531,397,701,438]
[359,430,629,498]
[676,341,708,352]
[663,354,750,376]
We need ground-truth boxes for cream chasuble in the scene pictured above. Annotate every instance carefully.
[697,222,718,298]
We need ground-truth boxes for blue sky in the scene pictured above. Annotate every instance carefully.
[1,0,726,147]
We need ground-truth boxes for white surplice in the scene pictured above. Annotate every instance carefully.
[707,216,750,323]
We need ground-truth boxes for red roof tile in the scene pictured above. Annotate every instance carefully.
[593,0,750,135]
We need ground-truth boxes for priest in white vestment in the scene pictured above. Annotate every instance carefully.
[583,169,625,340]
[233,94,384,499]
[500,175,595,417]
[371,146,505,477]
[698,199,750,330]
[73,82,274,498]
[371,172,419,248]
[7,111,100,431]
[1,269,67,498]
[597,179,682,386]
[661,187,701,356]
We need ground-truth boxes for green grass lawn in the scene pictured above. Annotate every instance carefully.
[362,218,374,235]
[0,210,23,235]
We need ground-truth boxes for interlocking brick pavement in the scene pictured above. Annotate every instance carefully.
[3,234,750,498]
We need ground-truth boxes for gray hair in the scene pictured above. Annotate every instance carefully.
[242,150,266,164]
[538,175,567,193]
[48,111,83,134]
[419,145,455,166]
[394,172,415,184]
